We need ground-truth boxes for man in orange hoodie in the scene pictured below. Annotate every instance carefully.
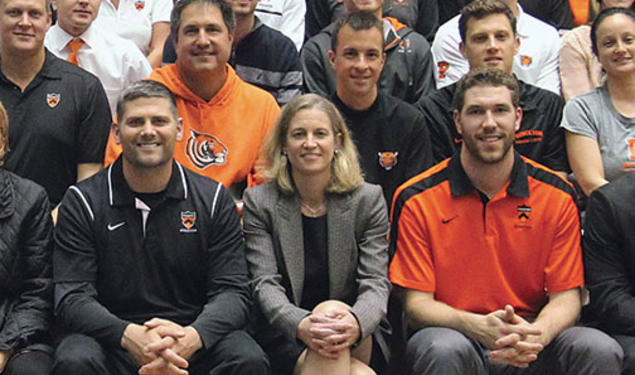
[105,0,280,197]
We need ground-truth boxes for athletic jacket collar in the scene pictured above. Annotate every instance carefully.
[447,150,530,198]
[107,157,189,207]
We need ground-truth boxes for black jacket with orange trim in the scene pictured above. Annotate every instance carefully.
[416,79,568,172]
[301,17,435,104]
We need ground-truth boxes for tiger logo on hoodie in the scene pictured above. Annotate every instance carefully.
[186,129,228,169]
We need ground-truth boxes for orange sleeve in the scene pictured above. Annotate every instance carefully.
[545,194,584,293]
[248,98,280,188]
[104,128,122,166]
[389,201,436,292]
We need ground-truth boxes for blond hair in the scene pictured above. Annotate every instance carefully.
[0,101,8,166]
[263,94,364,194]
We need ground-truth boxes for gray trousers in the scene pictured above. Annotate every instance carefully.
[405,326,623,375]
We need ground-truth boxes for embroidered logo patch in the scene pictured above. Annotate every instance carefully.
[135,0,145,10]
[180,211,197,233]
[519,55,533,67]
[46,93,60,108]
[437,61,450,79]
[185,129,228,169]
[515,205,532,228]
[378,152,398,170]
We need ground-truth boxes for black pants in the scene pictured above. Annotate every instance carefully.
[4,345,53,375]
[614,334,635,375]
[52,331,270,375]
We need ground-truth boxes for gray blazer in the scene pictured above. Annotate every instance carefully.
[243,182,391,344]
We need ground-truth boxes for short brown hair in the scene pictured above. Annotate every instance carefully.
[453,67,520,111]
[331,11,384,52]
[459,0,517,42]
[263,94,364,194]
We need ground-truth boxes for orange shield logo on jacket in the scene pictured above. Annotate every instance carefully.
[135,0,145,10]
[181,211,196,230]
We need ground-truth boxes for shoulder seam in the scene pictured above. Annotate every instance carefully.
[68,185,95,221]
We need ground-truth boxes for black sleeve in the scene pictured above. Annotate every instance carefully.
[415,0,439,42]
[404,111,434,180]
[77,75,112,164]
[300,37,331,97]
[274,35,304,105]
[190,185,251,349]
[0,186,53,350]
[416,96,456,164]
[540,94,569,173]
[54,188,130,347]
[584,187,635,335]
[519,0,574,29]
[410,34,435,103]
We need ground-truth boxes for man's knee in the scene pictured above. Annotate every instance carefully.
[552,327,623,373]
[52,334,108,375]
[405,327,482,375]
[3,348,52,375]
[212,331,270,374]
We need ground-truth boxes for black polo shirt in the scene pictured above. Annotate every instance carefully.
[416,79,568,172]
[332,93,434,207]
[53,158,251,349]
[0,50,111,205]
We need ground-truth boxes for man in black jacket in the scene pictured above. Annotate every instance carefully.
[328,11,433,207]
[0,97,53,374]
[584,173,635,374]
[52,81,268,375]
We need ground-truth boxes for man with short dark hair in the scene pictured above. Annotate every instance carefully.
[390,67,623,375]
[432,0,561,94]
[53,80,269,375]
[418,0,567,176]
[0,0,111,212]
[328,11,433,207]
[107,0,279,197]
[302,0,435,104]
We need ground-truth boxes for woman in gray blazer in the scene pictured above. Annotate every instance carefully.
[243,94,391,375]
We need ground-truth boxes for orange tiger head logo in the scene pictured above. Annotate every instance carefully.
[378,151,398,171]
[185,129,228,169]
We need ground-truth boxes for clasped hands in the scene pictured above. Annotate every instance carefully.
[297,309,360,360]
[476,305,544,368]
[121,318,202,375]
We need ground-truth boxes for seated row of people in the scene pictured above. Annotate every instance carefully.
[2,70,632,375]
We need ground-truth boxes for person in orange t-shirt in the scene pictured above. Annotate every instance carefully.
[389,68,622,375]
[105,0,279,198]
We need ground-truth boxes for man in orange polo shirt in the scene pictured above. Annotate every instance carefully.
[389,68,622,375]
[105,0,279,198]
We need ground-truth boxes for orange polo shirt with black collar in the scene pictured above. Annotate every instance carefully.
[389,151,583,318]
